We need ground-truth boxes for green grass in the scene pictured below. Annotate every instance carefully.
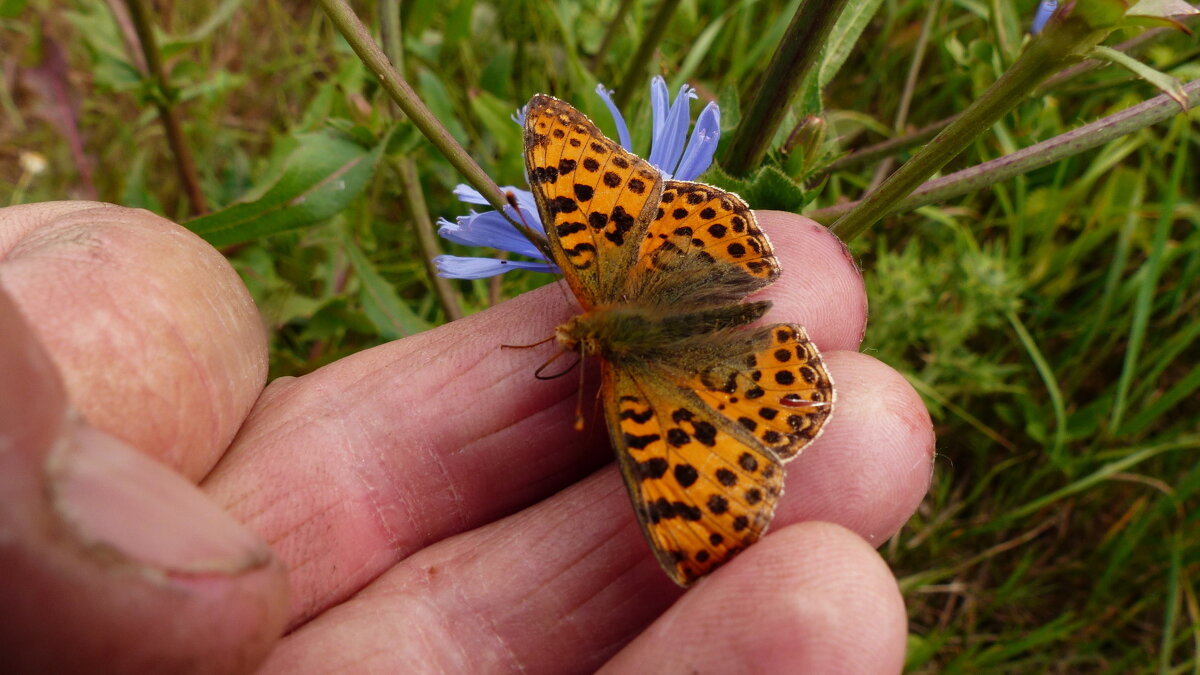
[3,0,1199,671]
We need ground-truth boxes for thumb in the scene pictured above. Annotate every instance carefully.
[0,284,289,674]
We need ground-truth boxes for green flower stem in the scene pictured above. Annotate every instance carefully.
[806,77,1200,224]
[591,0,636,74]
[379,0,463,322]
[721,0,851,177]
[823,117,954,173]
[827,16,1198,174]
[612,0,683,111]
[830,15,1113,242]
[318,0,513,224]
[124,0,208,215]
[865,0,941,192]
[821,15,1197,174]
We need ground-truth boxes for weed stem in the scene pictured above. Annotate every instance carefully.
[721,0,851,177]
[807,78,1200,224]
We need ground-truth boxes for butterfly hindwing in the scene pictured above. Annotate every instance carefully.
[523,94,664,306]
[686,323,834,460]
[603,363,785,586]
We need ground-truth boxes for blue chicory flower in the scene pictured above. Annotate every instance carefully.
[1031,0,1058,34]
[433,76,721,280]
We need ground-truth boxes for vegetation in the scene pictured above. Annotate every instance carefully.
[3,0,1198,670]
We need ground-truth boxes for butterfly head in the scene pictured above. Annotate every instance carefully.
[554,314,596,356]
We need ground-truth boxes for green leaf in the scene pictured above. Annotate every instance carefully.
[1125,0,1200,31]
[163,0,244,48]
[0,0,28,18]
[701,164,751,198]
[817,0,886,90]
[186,129,388,247]
[794,0,885,118]
[1088,45,1190,110]
[1072,0,1131,28]
[340,230,430,339]
[672,10,732,87]
[707,164,809,212]
[1128,0,1200,19]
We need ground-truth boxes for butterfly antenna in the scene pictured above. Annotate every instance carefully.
[501,334,556,350]
[534,348,581,380]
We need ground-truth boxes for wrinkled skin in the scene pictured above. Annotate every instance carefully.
[0,202,933,674]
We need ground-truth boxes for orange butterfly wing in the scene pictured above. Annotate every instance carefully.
[602,363,785,585]
[523,94,663,306]
[520,94,835,586]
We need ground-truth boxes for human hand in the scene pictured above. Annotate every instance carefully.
[0,202,933,673]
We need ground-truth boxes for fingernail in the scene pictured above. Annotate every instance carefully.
[48,421,272,575]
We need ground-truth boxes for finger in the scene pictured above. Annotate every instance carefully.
[756,211,867,352]
[239,348,929,670]
[203,217,869,624]
[777,350,935,545]
[259,446,912,673]
[0,202,266,480]
[601,523,907,674]
[0,283,289,673]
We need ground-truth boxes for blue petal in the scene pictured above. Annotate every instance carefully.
[673,101,721,181]
[648,76,671,165]
[434,255,558,280]
[649,82,697,178]
[1032,0,1057,34]
[451,184,546,236]
[594,84,633,150]
[437,211,546,259]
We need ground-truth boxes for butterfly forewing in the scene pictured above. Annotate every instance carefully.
[639,181,779,280]
[603,364,785,586]
[627,181,780,308]
[523,95,664,306]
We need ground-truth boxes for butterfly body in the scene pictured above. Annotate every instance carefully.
[554,301,770,362]
[523,94,834,585]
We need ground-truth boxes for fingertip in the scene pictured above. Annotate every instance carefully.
[780,350,934,545]
[603,522,907,674]
[755,211,866,352]
[0,202,267,479]
[0,291,290,672]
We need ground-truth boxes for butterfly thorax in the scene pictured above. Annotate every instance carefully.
[554,301,772,366]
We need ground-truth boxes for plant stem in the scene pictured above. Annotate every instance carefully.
[612,0,683,111]
[866,0,940,192]
[318,0,510,219]
[123,0,208,215]
[824,117,953,173]
[379,0,463,322]
[825,15,1197,174]
[722,0,851,177]
[830,14,1110,241]
[590,0,636,74]
[806,77,1200,224]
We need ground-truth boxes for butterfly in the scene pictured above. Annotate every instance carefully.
[521,94,834,586]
